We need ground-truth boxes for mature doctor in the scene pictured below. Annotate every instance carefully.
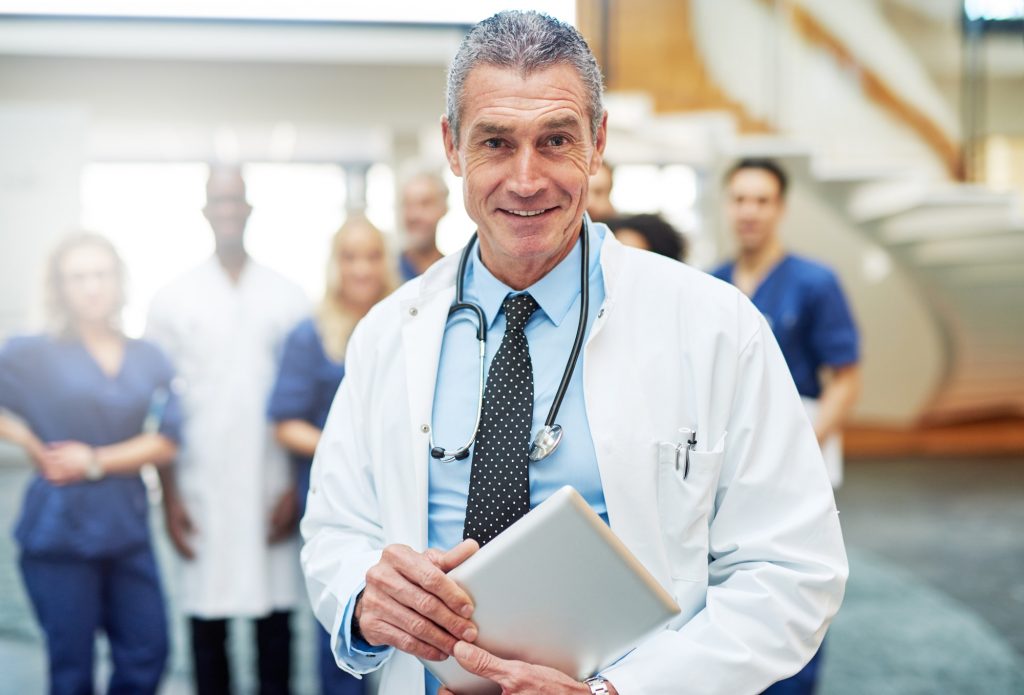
[302,10,848,695]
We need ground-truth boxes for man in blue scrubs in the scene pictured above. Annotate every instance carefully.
[712,158,862,694]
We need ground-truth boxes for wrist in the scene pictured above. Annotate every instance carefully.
[352,590,366,642]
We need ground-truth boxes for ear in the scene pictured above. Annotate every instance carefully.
[589,111,609,176]
[441,115,462,177]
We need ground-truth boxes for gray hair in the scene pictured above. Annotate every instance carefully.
[446,10,605,144]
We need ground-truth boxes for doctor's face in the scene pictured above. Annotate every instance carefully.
[203,169,252,252]
[442,63,606,286]
[59,243,122,327]
[725,168,786,254]
[334,222,390,310]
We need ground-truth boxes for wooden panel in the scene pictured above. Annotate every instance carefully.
[577,0,962,176]
[577,0,773,132]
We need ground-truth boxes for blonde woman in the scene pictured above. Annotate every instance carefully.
[0,233,181,694]
[268,215,397,694]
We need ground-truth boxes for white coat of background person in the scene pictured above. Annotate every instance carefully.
[302,11,848,695]
[147,167,309,693]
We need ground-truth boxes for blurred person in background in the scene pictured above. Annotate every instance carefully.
[147,166,309,695]
[712,157,861,695]
[586,159,617,221]
[399,171,449,281]
[606,212,688,262]
[0,233,182,695]
[268,214,397,695]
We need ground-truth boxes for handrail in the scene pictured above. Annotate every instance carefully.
[759,0,962,179]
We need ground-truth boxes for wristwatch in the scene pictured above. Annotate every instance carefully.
[85,448,105,481]
[584,676,611,694]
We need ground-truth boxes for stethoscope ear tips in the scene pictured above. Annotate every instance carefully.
[454,449,471,461]
[430,447,446,460]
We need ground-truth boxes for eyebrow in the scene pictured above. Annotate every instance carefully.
[471,122,515,137]
[469,115,585,139]
[539,115,584,132]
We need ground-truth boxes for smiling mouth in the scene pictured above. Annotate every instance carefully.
[501,207,555,218]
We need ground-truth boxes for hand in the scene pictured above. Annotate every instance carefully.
[438,641,618,695]
[356,539,479,661]
[268,487,298,544]
[38,441,92,485]
[163,490,197,559]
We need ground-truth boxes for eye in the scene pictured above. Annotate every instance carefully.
[547,135,569,147]
[483,138,504,149]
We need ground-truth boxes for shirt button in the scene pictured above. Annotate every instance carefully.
[409,307,418,316]
[420,424,430,434]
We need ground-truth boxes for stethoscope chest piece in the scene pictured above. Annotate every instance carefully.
[528,424,563,462]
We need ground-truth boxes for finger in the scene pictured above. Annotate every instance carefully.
[374,562,476,639]
[389,548,474,619]
[367,616,448,661]
[366,593,466,659]
[436,539,479,572]
[172,529,195,558]
[451,640,507,682]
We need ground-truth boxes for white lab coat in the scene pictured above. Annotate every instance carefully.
[302,233,848,694]
[148,258,308,617]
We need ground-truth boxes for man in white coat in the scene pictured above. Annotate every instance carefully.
[148,167,308,695]
[302,11,848,695]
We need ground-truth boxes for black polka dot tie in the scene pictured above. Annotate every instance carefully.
[463,293,539,547]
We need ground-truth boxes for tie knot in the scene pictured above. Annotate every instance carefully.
[502,293,539,333]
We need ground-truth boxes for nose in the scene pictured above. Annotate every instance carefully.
[506,146,545,200]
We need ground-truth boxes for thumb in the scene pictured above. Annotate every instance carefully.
[436,538,479,572]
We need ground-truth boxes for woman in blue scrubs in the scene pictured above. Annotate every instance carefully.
[0,233,182,695]
[269,215,396,695]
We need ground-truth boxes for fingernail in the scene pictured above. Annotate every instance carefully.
[460,605,473,618]
[462,626,477,642]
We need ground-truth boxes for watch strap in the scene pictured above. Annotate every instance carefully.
[584,676,611,694]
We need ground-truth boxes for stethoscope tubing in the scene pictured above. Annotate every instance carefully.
[429,216,591,463]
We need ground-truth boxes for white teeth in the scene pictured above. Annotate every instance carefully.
[507,209,546,217]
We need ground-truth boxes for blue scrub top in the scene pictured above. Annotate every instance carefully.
[399,252,419,282]
[711,254,859,398]
[0,334,183,559]
[267,317,345,514]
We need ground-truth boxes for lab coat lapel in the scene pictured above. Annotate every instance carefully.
[398,258,458,550]
[584,235,674,588]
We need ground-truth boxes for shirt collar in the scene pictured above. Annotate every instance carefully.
[468,217,604,329]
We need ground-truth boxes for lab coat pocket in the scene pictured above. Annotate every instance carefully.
[656,438,725,583]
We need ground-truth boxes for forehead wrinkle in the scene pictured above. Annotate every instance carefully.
[466,102,587,141]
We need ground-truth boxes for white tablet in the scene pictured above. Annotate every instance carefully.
[422,485,680,694]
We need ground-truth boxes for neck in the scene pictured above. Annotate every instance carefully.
[405,245,443,275]
[737,237,784,275]
[73,319,118,344]
[337,295,375,320]
[216,247,248,282]
[479,225,581,291]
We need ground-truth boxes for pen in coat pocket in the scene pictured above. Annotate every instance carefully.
[674,427,698,479]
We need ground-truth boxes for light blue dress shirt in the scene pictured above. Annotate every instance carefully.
[338,222,610,692]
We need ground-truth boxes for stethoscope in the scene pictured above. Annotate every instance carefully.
[429,216,591,464]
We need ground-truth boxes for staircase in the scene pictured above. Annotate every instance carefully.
[603,92,1024,424]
